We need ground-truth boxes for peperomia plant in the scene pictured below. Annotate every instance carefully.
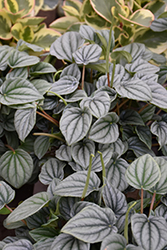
[1,24,167,249]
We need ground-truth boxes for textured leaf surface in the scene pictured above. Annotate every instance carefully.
[6,67,28,79]
[14,108,36,142]
[61,205,117,243]
[125,59,159,74]
[34,136,50,159]
[56,145,72,162]
[0,78,43,105]
[80,92,110,118]
[100,234,126,250]
[8,50,39,68]
[131,214,167,250]
[151,121,167,148]
[60,63,81,81]
[39,158,65,185]
[128,136,155,157]
[60,107,92,145]
[30,62,56,75]
[54,171,100,197]
[148,81,167,109]
[33,238,55,250]
[119,110,144,126]
[59,197,80,220]
[0,149,34,188]
[71,139,95,168]
[73,44,102,65]
[51,233,90,250]
[89,112,119,144]
[5,192,50,225]
[135,126,152,149]
[50,31,84,62]
[2,239,33,250]
[125,154,161,190]
[0,181,15,210]
[30,227,58,242]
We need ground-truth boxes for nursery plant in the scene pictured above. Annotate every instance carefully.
[1,24,167,249]
[50,0,167,54]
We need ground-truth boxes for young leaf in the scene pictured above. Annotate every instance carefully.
[14,108,36,142]
[131,214,167,250]
[60,107,92,146]
[0,181,15,210]
[155,204,167,221]
[73,44,102,65]
[50,31,84,62]
[89,112,119,144]
[54,171,100,197]
[61,205,117,243]
[34,136,50,159]
[0,149,34,188]
[125,154,161,190]
[39,158,66,185]
[5,192,50,225]
[51,233,90,250]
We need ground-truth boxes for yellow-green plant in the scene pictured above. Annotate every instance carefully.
[0,0,61,50]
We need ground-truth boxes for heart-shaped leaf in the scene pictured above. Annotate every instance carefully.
[125,154,161,190]
[51,233,90,250]
[56,145,72,162]
[89,112,119,144]
[60,107,92,145]
[151,121,167,148]
[5,192,50,225]
[0,181,15,210]
[0,78,43,105]
[61,205,117,243]
[14,108,36,142]
[54,171,100,197]
[8,50,40,68]
[71,139,95,168]
[131,214,167,250]
[73,44,102,65]
[48,76,79,95]
[0,149,34,188]
[39,158,66,185]
[60,63,81,81]
[80,92,110,118]
[50,31,84,62]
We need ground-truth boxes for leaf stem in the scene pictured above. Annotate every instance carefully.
[81,154,94,200]
[106,24,113,87]
[149,191,156,217]
[141,187,144,214]
[113,99,129,112]
[110,60,116,88]
[5,144,15,153]
[53,70,63,82]
[81,64,85,90]
[33,133,65,142]
[47,91,67,106]
[36,111,59,127]
[124,201,137,243]
[5,204,13,213]
[138,103,149,114]
[98,151,106,187]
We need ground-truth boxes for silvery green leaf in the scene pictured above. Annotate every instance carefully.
[0,149,34,188]
[105,158,129,191]
[5,192,50,225]
[125,154,161,190]
[61,205,117,243]
[0,78,43,105]
[151,18,167,32]
[135,125,152,149]
[89,112,119,144]
[33,238,55,250]
[149,157,167,194]
[60,107,92,146]
[125,59,159,74]
[34,136,50,159]
[31,79,51,96]
[30,62,56,75]
[155,204,167,221]
[70,201,99,217]
[69,162,85,172]
[128,136,155,157]
[134,72,158,82]
[114,79,152,102]
[2,239,33,250]
[30,227,58,242]
[47,178,61,198]
[119,110,144,126]
[8,50,39,68]
[56,145,72,162]
[51,233,90,250]
[102,178,127,217]
[131,214,167,250]
[79,24,99,44]
[25,207,50,230]
[151,121,167,148]
[0,111,15,131]
[158,66,167,84]
[39,158,66,185]
[84,81,96,96]
[64,90,87,103]
[140,104,155,122]
[17,39,43,52]
[71,139,95,168]
[73,44,102,65]
[50,32,84,62]
[48,76,79,95]
[0,241,5,249]
[0,46,14,71]
[148,81,167,109]
[59,197,80,220]
[54,171,100,197]
[0,181,15,210]
[100,234,128,250]
[80,92,110,118]
[60,63,81,81]
[6,67,28,79]
[43,97,58,110]
[14,108,36,142]
[91,147,113,172]
[94,86,117,102]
